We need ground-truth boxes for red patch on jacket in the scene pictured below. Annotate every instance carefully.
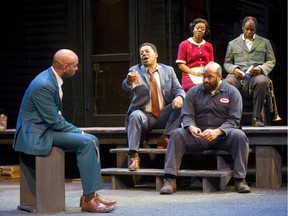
[220,98,229,104]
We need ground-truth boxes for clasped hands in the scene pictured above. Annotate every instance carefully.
[188,126,223,142]
[234,66,262,79]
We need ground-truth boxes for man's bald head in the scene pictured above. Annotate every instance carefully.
[52,49,79,79]
[204,61,222,76]
[53,49,78,68]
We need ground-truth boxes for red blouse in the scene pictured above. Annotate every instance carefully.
[176,37,214,92]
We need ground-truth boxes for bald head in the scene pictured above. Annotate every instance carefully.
[52,49,79,79]
[53,49,78,68]
[204,61,222,76]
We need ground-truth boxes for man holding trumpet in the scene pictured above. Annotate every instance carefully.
[224,16,276,127]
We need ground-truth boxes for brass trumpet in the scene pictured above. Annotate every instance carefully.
[267,78,282,121]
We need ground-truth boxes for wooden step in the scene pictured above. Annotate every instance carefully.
[109,148,231,155]
[101,168,232,192]
[101,168,232,177]
[110,148,235,172]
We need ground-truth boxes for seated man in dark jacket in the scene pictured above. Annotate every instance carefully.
[160,62,250,194]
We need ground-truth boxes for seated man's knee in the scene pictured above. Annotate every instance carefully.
[230,129,249,147]
[129,110,145,123]
[225,76,241,89]
[82,134,99,151]
[170,127,185,139]
[255,80,268,91]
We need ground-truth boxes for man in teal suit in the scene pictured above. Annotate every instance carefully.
[13,49,116,213]
[224,16,276,127]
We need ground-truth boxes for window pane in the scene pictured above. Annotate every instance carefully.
[93,0,129,54]
[93,62,130,114]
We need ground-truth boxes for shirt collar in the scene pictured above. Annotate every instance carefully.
[241,34,255,41]
[51,66,63,87]
[188,37,206,46]
[146,65,159,74]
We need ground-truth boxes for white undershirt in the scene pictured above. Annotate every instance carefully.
[51,66,63,100]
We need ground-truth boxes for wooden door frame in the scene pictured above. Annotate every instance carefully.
[82,0,135,126]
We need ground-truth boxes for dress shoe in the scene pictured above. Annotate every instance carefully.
[128,157,140,171]
[160,178,177,194]
[235,179,251,193]
[80,193,117,207]
[157,136,169,149]
[251,118,265,127]
[81,194,115,213]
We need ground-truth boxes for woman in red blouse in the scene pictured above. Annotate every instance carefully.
[176,18,214,92]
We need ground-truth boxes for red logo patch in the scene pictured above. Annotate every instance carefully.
[220,98,229,104]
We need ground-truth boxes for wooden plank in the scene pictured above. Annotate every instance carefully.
[1,126,286,146]
[101,168,164,176]
[109,148,231,155]
[255,146,282,188]
[101,168,232,177]
[178,169,232,177]
[0,128,15,134]
[101,168,232,192]
[241,126,288,134]
[80,127,126,133]
[1,126,287,135]
[110,148,166,154]
[79,126,288,135]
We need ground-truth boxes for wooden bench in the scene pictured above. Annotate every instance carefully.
[0,126,287,189]
[18,147,65,213]
[102,148,233,192]
[97,126,287,189]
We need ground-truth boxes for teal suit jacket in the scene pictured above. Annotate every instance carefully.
[13,67,81,156]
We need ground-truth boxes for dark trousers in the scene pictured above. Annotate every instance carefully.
[225,74,268,119]
[164,127,249,179]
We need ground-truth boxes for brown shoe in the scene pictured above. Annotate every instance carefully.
[81,194,115,213]
[157,136,169,149]
[128,157,140,171]
[160,178,177,194]
[80,193,117,207]
[235,179,251,193]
